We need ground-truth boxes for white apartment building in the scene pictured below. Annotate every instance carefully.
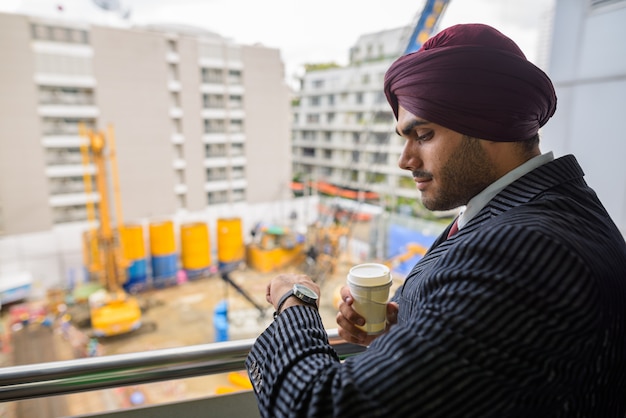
[291,27,432,215]
[0,12,292,236]
[0,11,301,289]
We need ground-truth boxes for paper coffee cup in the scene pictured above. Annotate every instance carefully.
[347,263,392,335]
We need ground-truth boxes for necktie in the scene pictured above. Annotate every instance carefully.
[447,218,459,239]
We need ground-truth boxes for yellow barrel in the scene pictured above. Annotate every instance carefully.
[217,217,244,265]
[120,224,146,260]
[149,220,176,257]
[181,222,211,270]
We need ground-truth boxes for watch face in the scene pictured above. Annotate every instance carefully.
[293,283,318,301]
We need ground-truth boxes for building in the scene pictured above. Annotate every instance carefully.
[0,11,299,289]
[292,28,410,212]
[0,12,292,235]
[291,26,454,217]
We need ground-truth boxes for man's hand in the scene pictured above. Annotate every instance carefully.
[267,274,320,314]
[336,285,399,346]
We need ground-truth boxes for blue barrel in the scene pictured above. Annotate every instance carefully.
[151,254,178,288]
[123,259,148,293]
[213,300,229,342]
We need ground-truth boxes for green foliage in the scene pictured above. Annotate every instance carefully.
[304,62,341,72]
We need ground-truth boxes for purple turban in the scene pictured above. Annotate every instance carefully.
[384,24,557,142]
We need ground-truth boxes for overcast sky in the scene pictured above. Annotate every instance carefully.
[2,0,556,86]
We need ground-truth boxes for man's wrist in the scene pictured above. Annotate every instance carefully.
[274,290,295,319]
[273,284,319,319]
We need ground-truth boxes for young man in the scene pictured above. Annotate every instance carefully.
[246,24,626,417]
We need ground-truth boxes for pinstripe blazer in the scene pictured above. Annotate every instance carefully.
[246,155,626,418]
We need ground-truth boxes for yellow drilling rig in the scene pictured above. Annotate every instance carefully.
[79,125,142,337]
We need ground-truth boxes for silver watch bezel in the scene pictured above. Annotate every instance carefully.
[293,283,318,305]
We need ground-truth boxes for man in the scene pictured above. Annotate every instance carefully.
[245,24,626,417]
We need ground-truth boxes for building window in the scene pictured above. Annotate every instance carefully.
[306,114,320,124]
[168,63,179,81]
[205,143,227,157]
[232,166,245,179]
[229,119,244,133]
[171,91,180,107]
[203,94,224,109]
[201,68,223,84]
[39,86,94,105]
[228,95,243,109]
[42,117,95,135]
[228,69,242,84]
[371,152,388,164]
[45,147,83,166]
[355,92,364,104]
[312,79,325,89]
[373,133,390,145]
[232,189,245,202]
[30,24,89,44]
[230,143,244,157]
[204,119,226,134]
[207,167,227,181]
[174,143,184,159]
[208,191,228,205]
[167,39,177,53]
[309,96,321,106]
[302,148,316,157]
[49,175,92,195]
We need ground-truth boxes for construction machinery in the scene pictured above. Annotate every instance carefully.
[246,224,306,273]
[78,125,142,337]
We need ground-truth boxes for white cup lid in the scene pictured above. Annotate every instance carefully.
[347,263,391,286]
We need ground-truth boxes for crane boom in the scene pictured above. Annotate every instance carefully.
[403,0,451,55]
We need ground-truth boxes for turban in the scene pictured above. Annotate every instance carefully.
[384,24,557,142]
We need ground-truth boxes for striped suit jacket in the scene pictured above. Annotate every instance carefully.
[246,155,626,417]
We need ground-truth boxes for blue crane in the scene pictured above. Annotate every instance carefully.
[403,0,451,54]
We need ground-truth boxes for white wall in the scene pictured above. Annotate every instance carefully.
[541,0,626,235]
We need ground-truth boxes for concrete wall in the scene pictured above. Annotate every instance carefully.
[90,25,178,223]
[177,35,207,212]
[541,0,626,235]
[241,45,292,204]
[0,13,53,234]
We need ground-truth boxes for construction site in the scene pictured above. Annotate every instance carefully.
[0,126,446,417]
[0,1,456,415]
[0,204,429,417]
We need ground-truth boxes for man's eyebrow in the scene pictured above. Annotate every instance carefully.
[395,120,429,136]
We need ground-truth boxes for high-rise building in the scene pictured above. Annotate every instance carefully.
[0,12,292,236]
[291,27,436,216]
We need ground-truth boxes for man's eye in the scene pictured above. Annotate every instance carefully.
[416,132,432,141]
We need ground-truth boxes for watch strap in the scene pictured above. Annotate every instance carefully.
[274,290,294,319]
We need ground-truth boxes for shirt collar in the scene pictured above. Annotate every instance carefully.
[457,151,554,229]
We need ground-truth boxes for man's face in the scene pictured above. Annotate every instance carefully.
[396,106,498,211]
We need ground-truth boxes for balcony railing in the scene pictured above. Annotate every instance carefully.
[0,329,364,417]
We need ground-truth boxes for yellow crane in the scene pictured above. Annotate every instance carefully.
[79,125,142,337]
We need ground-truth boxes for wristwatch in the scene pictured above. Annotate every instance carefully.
[274,283,319,319]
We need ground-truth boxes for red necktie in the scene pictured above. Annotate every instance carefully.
[447,218,459,239]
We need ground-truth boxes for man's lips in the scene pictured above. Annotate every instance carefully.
[414,178,431,191]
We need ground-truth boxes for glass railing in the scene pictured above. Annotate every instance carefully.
[0,329,364,417]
